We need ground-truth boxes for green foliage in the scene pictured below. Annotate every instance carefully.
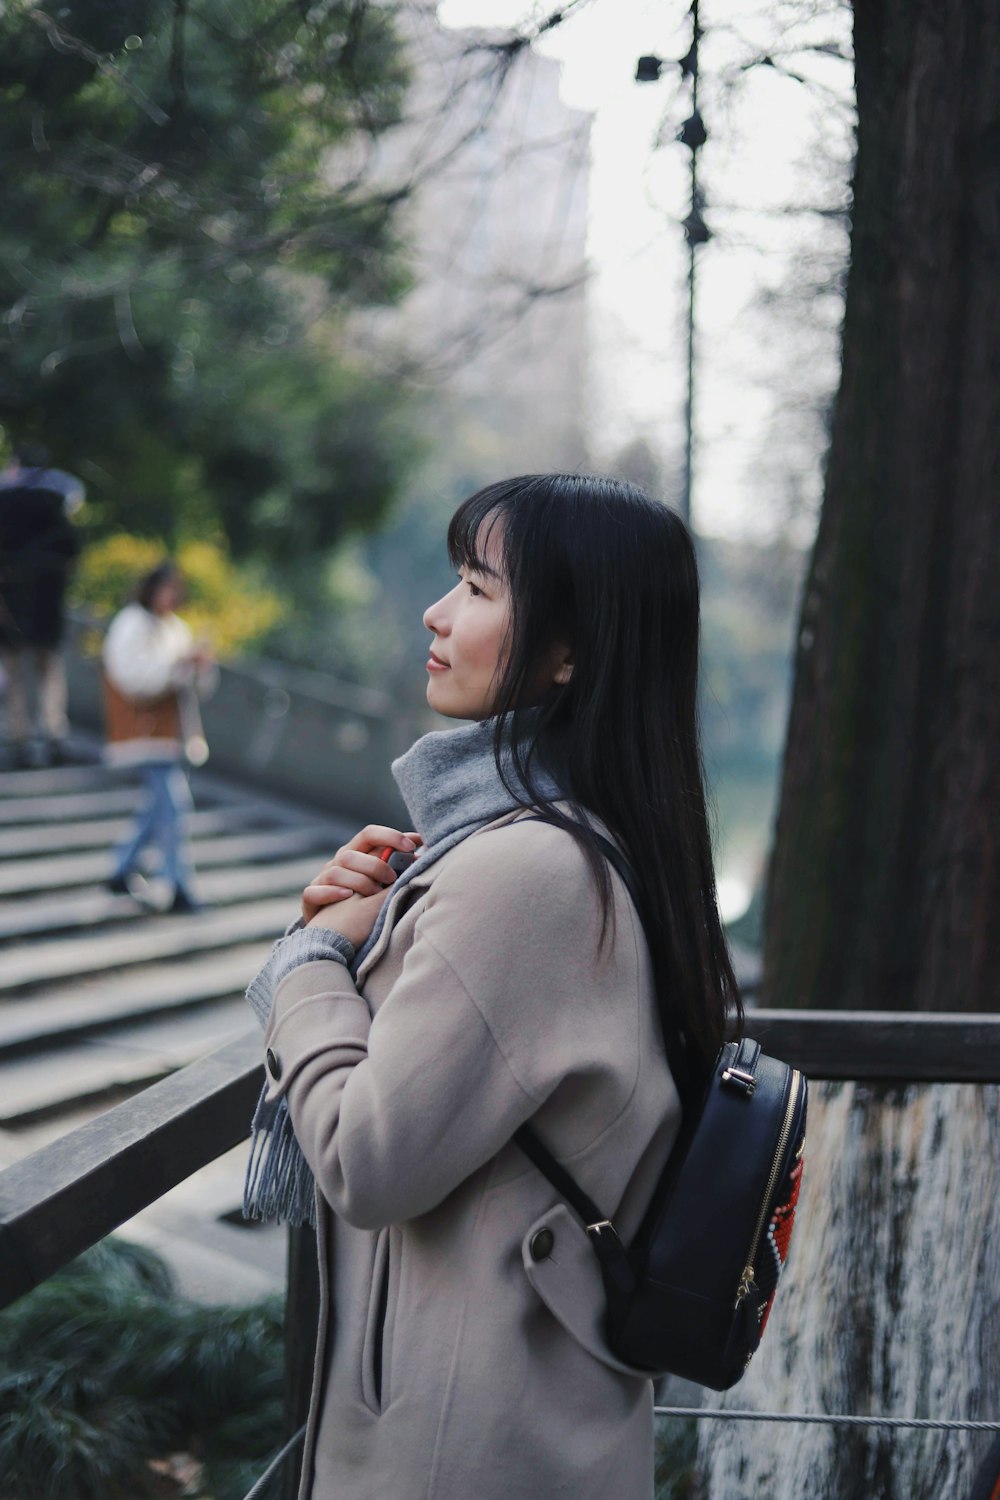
[74,532,285,655]
[654,1413,701,1499]
[256,404,511,685]
[0,0,413,557]
[0,1238,284,1500]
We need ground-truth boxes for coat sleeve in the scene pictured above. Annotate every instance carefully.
[262,826,638,1231]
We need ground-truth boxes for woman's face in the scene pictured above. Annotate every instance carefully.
[151,576,182,615]
[422,526,511,720]
[423,521,573,720]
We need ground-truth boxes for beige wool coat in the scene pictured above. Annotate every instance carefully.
[262,812,682,1500]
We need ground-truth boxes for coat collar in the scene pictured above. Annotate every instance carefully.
[354,809,525,986]
[352,712,561,974]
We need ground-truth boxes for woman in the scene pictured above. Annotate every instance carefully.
[244,474,740,1499]
[102,561,216,913]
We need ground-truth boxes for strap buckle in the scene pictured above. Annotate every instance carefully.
[721,1066,757,1096]
[586,1218,621,1244]
[585,1220,634,1298]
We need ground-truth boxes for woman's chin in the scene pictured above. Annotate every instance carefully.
[425,680,482,721]
[426,679,456,717]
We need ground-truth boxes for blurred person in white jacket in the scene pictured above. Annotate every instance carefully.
[102,561,216,912]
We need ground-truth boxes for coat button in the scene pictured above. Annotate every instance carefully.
[266,1048,282,1080]
[529,1228,555,1261]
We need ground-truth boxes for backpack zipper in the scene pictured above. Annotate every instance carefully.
[734,1068,802,1308]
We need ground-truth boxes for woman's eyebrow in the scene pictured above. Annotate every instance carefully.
[466,552,501,581]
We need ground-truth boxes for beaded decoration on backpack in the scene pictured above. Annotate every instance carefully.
[755,1110,807,1337]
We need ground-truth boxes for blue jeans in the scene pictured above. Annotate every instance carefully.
[112,762,194,894]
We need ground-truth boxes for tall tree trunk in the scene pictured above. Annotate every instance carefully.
[763,0,1000,1012]
[737,10,1000,1494]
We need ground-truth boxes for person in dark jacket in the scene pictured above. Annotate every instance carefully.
[0,442,84,767]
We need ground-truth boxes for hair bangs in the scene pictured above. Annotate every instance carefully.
[447,482,520,580]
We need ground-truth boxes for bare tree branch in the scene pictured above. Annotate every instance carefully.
[169,0,190,112]
[26,8,170,125]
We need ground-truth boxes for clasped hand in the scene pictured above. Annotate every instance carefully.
[302,824,423,950]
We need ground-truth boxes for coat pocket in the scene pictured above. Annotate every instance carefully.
[521,1205,653,1381]
[360,1227,397,1413]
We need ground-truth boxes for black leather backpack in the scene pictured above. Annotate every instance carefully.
[515,825,808,1391]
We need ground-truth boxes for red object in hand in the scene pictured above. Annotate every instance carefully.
[379,844,418,879]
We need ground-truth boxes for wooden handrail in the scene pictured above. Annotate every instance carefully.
[1,1007,995,1499]
[747,1008,1000,1082]
[0,1031,262,1310]
[1,1011,999,1313]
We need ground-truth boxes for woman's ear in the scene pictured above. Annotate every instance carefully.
[552,647,574,686]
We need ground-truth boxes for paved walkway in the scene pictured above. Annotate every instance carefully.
[0,731,352,1302]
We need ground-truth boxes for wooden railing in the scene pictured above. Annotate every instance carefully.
[2,1012,999,1493]
[5,1009,1000,1307]
[0,1032,261,1305]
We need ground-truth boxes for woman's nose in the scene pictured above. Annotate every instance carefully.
[423,589,453,634]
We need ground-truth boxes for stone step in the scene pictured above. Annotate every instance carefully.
[0,999,253,1124]
[0,725,314,1307]
[0,787,145,825]
[0,887,139,942]
[0,803,294,859]
[118,1142,286,1304]
[1,897,291,992]
[119,1208,285,1305]
[0,774,298,828]
[0,943,273,1055]
[0,858,316,942]
[0,762,121,798]
[0,826,337,896]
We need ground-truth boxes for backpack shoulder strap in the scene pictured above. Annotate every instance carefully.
[512,813,647,1286]
[513,1120,636,1297]
[512,1119,604,1226]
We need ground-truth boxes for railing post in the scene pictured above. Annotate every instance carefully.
[283,1224,320,1500]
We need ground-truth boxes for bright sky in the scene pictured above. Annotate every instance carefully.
[437,0,854,539]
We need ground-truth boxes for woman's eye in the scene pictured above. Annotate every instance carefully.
[467,581,482,597]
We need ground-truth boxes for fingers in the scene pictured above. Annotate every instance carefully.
[308,853,384,893]
[311,829,422,881]
[307,884,392,946]
[304,881,353,903]
[333,848,402,896]
[301,827,423,922]
[302,881,354,913]
[344,825,422,855]
[310,829,423,892]
[301,875,354,923]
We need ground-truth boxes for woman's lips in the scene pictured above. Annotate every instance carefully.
[427,650,449,673]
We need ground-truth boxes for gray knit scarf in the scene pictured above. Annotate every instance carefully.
[242,713,561,1226]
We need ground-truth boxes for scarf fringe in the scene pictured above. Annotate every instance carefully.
[243,1087,317,1228]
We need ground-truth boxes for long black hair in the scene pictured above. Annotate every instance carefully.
[448,472,741,1076]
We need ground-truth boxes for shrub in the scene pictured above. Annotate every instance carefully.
[0,1238,284,1500]
[72,534,285,658]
